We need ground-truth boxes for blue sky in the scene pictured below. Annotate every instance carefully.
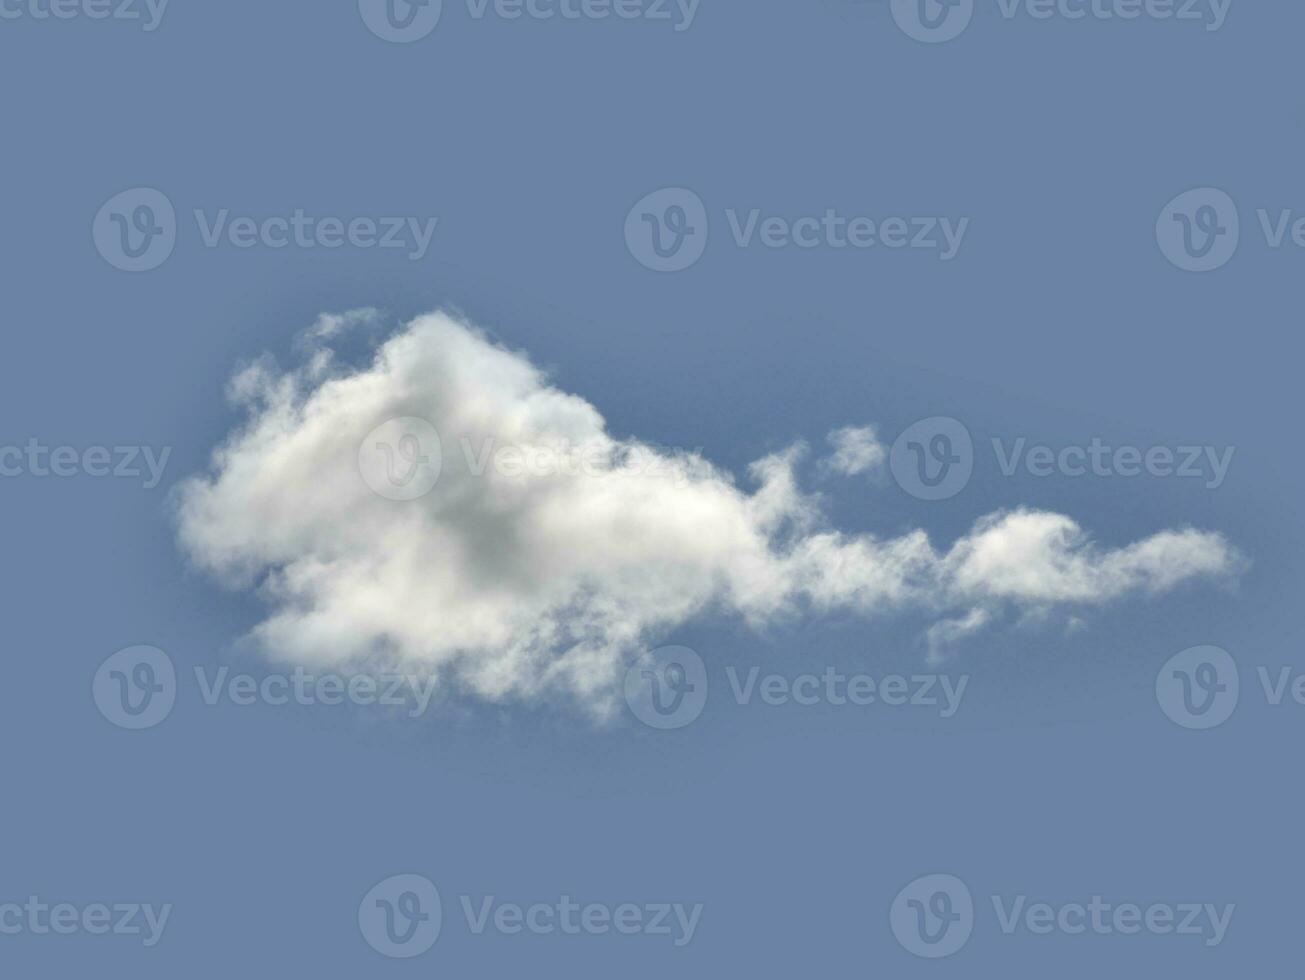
[1,0,1301,975]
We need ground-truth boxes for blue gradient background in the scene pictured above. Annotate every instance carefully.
[0,0,1300,974]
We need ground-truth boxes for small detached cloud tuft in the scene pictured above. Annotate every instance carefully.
[175,312,1246,716]
[822,425,886,476]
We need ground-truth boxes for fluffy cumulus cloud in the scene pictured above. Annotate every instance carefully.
[822,425,886,476]
[176,311,1245,715]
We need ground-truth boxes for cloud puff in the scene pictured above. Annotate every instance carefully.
[176,312,1244,715]
[822,425,886,476]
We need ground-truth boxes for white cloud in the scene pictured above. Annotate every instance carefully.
[300,307,382,343]
[925,608,992,666]
[822,425,886,476]
[175,312,1245,715]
